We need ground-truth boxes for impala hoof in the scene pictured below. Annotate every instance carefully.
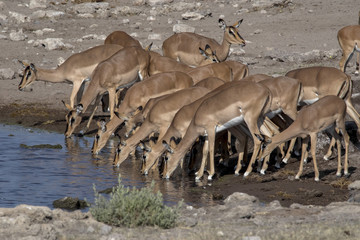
[336,172,342,177]
[314,177,320,182]
[275,163,281,169]
[260,170,265,175]
[207,175,213,181]
[234,171,240,176]
[295,175,300,180]
[323,156,330,161]
[282,158,288,164]
[243,172,250,178]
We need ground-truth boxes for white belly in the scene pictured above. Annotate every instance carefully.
[215,116,244,133]
[302,98,319,105]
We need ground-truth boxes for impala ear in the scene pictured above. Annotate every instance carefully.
[18,60,29,68]
[233,19,243,28]
[199,47,207,58]
[218,19,227,30]
[61,100,73,110]
[76,104,83,114]
[97,119,107,132]
[170,136,181,145]
[139,140,152,152]
[145,42,153,51]
[162,140,174,154]
[30,63,37,73]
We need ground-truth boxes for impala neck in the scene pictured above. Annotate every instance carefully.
[266,123,303,155]
[79,82,101,112]
[216,32,232,62]
[35,68,66,83]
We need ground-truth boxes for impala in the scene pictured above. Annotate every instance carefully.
[104,30,142,48]
[148,44,219,76]
[285,66,360,161]
[258,95,350,181]
[64,46,150,138]
[141,75,270,175]
[91,71,194,154]
[18,44,123,109]
[162,18,245,66]
[337,25,360,74]
[162,80,273,179]
[113,78,226,167]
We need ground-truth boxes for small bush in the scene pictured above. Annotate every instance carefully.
[90,175,180,229]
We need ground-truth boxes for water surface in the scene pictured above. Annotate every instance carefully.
[0,124,217,209]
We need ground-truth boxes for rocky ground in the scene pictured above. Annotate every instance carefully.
[1,0,360,239]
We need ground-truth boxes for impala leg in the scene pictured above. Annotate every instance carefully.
[336,136,342,177]
[195,136,208,180]
[282,138,296,163]
[309,133,319,181]
[324,137,336,160]
[244,137,261,177]
[207,128,217,180]
[295,137,309,180]
[84,94,102,132]
[108,88,116,119]
[339,119,350,176]
[260,155,271,175]
[70,81,84,109]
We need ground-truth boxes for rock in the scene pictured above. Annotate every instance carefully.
[33,38,74,51]
[348,180,360,190]
[147,0,173,6]
[252,0,285,8]
[0,68,15,80]
[173,23,195,33]
[0,13,8,22]
[9,29,27,41]
[348,192,360,203]
[53,197,89,210]
[111,6,142,16]
[31,10,65,19]
[9,11,29,23]
[72,2,109,15]
[182,11,205,20]
[0,34,7,40]
[148,33,162,40]
[29,0,47,9]
[224,192,259,207]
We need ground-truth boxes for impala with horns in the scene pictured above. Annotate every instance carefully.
[337,25,360,74]
[113,78,226,168]
[258,95,350,181]
[104,30,142,48]
[162,80,273,179]
[65,46,150,138]
[141,75,269,175]
[162,18,245,67]
[91,71,194,154]
[18,44,123,109]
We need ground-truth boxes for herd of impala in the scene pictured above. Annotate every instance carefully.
[18,18,360,182]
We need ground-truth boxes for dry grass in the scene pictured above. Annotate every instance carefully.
[330,178,352,189]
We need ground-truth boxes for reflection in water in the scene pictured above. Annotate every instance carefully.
[0,124,220,209]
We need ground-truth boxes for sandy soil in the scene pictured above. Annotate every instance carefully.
[1,0,360,208]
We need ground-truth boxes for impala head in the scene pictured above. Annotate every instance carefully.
[199,44,220,65]
[256,134,273,160]
[91,119,107,154]
[113,140,127,167]
[219,19,246,47]
[160,137,181,178]
[18,60,37,91]
[64,104,83,138]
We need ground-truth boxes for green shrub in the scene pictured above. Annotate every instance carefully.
[90,175,181,229]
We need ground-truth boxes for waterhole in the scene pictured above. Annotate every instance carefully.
[0,124,219,209]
